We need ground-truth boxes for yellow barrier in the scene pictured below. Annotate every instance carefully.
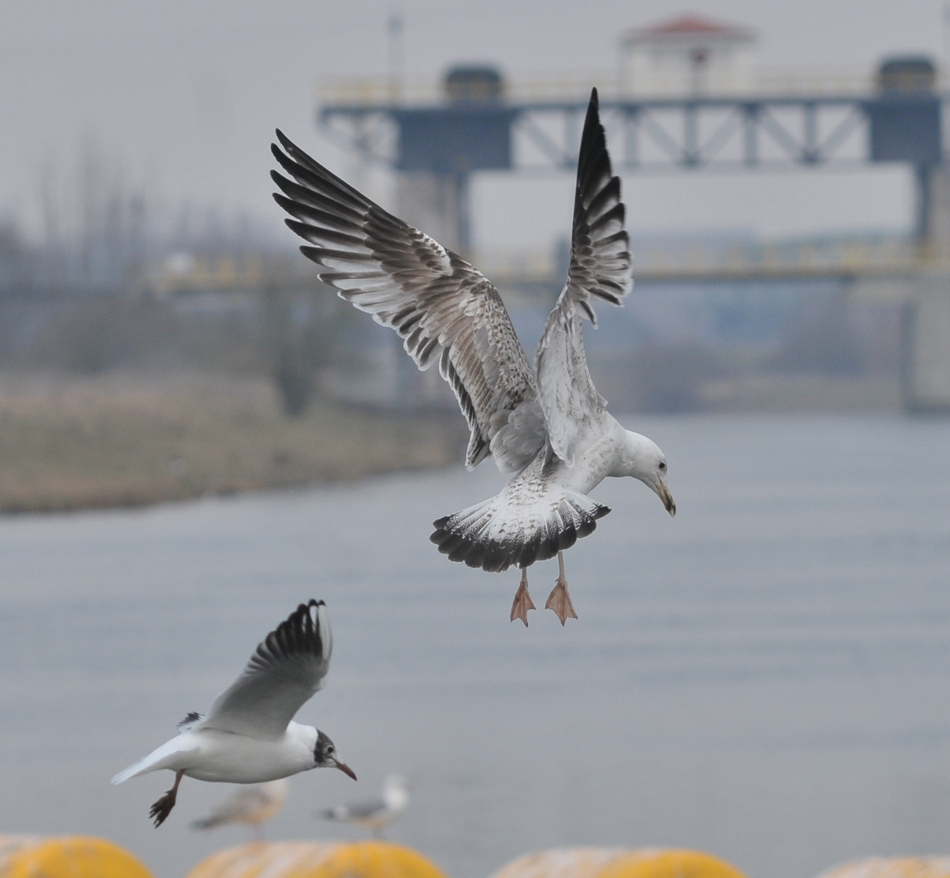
[818,858,950,878]
[491,848,749,878]
[185,840,449,878]
[0,835,154,878]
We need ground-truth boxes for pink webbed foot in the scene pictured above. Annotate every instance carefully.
[509,568,536,626]
[544,552,578,625]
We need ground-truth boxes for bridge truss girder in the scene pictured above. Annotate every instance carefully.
[320,93,948,244]
[524,98,871,172]
[320,94,945,173]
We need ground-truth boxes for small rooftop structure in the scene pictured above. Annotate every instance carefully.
[444,65,505,102]
[876,55,937,93]
[620,13,757,97]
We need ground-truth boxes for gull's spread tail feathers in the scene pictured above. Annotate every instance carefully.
[431,458,610,572]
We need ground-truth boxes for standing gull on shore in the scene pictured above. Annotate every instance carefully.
[191,778,288,839]
[320,774,409,839]
[112,600,356,826]
[271,89,675,625]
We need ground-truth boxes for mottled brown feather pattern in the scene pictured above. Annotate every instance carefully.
[272,132,539,471]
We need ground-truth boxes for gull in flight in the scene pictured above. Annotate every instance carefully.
[112,600,356,827]
[271,89,675,626]
[319,774,409,839]
[191,778,288,840]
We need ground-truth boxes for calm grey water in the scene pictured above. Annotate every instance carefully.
[0,415,949,878]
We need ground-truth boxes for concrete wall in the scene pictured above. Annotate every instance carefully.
[395,173,462,253]
[902,275,950,411]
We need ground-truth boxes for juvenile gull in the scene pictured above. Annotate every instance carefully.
[112,600,356,827]
[271,89,676,625]
[191,778,288,839]
[319,774,409,839]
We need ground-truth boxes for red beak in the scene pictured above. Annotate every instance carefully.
[335,762,357,781]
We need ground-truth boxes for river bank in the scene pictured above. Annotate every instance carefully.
[0,372,463,513]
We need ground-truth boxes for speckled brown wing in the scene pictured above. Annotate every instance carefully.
[271,131,543,472]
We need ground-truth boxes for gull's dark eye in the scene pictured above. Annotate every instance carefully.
[659,461,667,471]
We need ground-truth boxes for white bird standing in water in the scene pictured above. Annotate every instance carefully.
[191,778,288,840]
[320,774,409,839]
[112,600,356,826]
[271,89,675,626]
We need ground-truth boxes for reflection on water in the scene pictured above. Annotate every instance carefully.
[0,415,948,878]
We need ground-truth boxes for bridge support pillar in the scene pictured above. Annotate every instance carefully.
[902,273,950,412]
[395,172,466,254]
[921,163,950,250]
[900,162,950,412]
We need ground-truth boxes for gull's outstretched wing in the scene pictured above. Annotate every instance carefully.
[271,132,543,473]
[536,88,631,465]
[201,600,332,740]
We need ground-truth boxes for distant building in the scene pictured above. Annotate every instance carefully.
[620,13,757,97]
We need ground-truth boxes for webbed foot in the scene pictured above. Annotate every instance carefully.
[510,568,536,626]
[544,552,578,625]
[149,769,184,827]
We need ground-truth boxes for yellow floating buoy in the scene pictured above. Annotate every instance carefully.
[817,858,950,878]
[185,840,450,878]
[0,835,154,878]
[491,848,750,878]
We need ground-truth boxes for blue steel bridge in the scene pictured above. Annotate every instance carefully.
[312,63,950,411]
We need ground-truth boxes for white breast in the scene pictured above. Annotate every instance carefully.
[555,413,623,495]
[184,723,315,783]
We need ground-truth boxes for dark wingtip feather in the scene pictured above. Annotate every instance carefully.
[566,86,631,313]
[275,128,296,153]
[254,599,327,668]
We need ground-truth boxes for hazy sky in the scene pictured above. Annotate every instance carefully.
[2,0,948,252]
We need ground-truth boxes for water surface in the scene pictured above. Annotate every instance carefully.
[0,414,948,878]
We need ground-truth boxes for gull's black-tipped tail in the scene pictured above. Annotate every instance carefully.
[430,480,610,573]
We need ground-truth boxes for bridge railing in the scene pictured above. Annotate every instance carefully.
[476,237,948,285]
[315,66,943,108]
[146,238,948,297]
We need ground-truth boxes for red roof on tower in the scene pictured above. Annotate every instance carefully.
[624,13,755,43]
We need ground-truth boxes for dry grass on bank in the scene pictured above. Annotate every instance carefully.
[0,374,463,513]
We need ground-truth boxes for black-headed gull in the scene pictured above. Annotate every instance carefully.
[319,774,409,839]
[112,600,355,827]
[191,778,288,839]
[271,89,675,626]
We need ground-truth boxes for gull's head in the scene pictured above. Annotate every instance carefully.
[385,774,410,794]
[313,729,357,780]
[384,774,411,809]
[615,429,676,517]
